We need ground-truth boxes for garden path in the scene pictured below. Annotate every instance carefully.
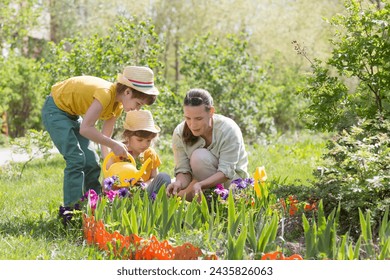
[0,146,59,166]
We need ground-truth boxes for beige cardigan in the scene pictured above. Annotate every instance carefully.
[172,114,249,180]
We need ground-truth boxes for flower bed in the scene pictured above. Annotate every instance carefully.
[82,214,217,260]
[79,167,307,260]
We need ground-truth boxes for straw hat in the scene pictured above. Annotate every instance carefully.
[117,66,159,95]
[123,110,160,133]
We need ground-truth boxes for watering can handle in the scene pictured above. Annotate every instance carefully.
[102,151,136,172]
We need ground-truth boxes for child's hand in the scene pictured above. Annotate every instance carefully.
[111,140,129,158]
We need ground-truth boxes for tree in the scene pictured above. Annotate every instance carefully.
[0,0,40,50]
[297,0,390,131]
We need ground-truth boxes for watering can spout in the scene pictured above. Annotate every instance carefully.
[136,157,152,181]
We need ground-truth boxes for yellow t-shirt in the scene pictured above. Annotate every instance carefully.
[51,76,123,120]
[139,147,161,182]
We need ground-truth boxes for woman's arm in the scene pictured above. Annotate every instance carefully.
[196,171,228,190]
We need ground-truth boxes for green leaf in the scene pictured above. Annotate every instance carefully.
[121,210,131,236]
[129,207,138,235]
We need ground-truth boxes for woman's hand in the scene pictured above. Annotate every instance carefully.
[191,182,203,198]
[166,181,183,196]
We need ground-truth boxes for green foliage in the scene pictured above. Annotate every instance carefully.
[42,16,163,87]
[302,201,339,259]
[314,117,390,237]
[298,0,390,131]
[378,207,390,259]
[357,208,390,259]
[298,59,352,131]
[40,16,183,137]
[0,0,41,48]
[10,129,54,178]
[336,232,361,260]
[262,61,308,132]
[329,0,390,113]
[295,1,390,245]
[300,200,385,260]
[0,52,47,137]
[179,33,276,140]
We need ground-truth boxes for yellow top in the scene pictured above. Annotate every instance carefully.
[51,76,123,120]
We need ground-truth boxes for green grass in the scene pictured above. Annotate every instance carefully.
[0,156,108,259]
[0,130,327,259]
[247,131,327,185]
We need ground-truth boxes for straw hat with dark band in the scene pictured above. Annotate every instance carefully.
[117,66,159,96]
[123,110,160,133]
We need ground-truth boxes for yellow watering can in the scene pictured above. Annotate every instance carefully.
[102,151,151,187]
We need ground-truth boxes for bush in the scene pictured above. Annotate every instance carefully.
[314,117,390,237]
[0,52,46,137]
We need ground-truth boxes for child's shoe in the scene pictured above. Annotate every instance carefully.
[58,204,80,226]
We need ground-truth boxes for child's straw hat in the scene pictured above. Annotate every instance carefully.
[117,66,159,95]
[123,110,160,133]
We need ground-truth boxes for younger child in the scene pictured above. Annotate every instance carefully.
[106,110,171,196]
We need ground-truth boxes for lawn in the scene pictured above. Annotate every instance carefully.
[0,131,327,260]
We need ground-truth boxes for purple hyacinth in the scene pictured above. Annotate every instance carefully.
[118,188,129,197]
[231,178,247,189]
[103,176,118,191]
[150,192,157,201]
[244,178,254,186]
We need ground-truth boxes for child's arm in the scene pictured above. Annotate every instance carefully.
[80,99,128,157]
[100,117,117,159]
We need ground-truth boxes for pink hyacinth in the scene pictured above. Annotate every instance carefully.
[85,189,99,209]
[105,190,118,202]
[214,184,229,200]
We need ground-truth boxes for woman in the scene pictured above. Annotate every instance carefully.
[166,88,249,201]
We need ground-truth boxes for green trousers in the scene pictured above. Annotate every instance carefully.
[42,96,101,206]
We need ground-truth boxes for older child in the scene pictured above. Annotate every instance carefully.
[42,66,159,209]
[106,110,171,197]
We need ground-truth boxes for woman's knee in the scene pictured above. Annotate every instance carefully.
[191,148,216,166]
[190,148,218,180]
